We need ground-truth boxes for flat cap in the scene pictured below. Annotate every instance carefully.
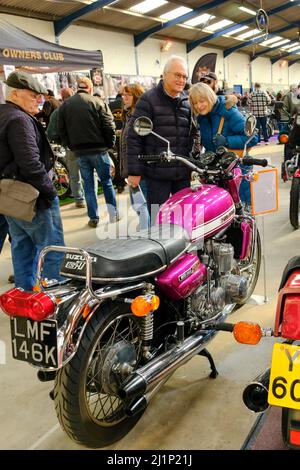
[4,71,48,95]
[200,71,217,82]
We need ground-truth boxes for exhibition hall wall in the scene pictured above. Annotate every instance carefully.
[0,12,299,90]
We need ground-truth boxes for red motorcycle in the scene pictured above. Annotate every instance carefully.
[243,256,300,449]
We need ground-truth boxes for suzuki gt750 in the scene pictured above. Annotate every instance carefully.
[0,116,268,448]
[243,256,300,449]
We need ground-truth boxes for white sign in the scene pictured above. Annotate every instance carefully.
[3,65,15,79]
[250,168,279,215]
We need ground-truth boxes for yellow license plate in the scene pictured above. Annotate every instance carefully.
[268,343,300,410]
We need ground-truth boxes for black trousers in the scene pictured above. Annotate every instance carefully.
[145,177,190,224]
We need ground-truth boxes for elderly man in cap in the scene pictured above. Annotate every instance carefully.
[0,71,65,291]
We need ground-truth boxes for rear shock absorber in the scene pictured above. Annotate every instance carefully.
[141,313,154,359]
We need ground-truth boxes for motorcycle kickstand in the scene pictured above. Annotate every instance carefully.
[198,348,218,379]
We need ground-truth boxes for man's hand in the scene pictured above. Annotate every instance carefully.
[127,175,141,188]
[213,134,227,148]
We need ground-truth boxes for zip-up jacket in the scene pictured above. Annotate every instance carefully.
[58,90,116,155]
[127,80,196,181]
[0,102,57,208]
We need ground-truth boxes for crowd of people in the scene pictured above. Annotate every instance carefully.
[0,56,297,292]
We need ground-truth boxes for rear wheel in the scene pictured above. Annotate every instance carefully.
[237,229,261,305]
[290,177,300,229]
[54,302,145,448]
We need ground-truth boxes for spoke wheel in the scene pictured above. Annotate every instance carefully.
[54,302,145,448]
[236,229,261,305]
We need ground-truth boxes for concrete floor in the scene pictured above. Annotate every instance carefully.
[0,141,299,450]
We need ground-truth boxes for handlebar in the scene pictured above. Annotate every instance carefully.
[138,154,163,162]
[242,157,268,167]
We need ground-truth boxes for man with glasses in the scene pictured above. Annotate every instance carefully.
[127,55,199,222]
[0,71,65,290]
[200,71,225,96]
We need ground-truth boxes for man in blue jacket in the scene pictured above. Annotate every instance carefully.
[127,56,199,222]
[0,71,65,291]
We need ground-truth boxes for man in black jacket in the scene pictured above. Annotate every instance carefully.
[0,71,65,291]
[58,77,119,227]
[127,56,198,222]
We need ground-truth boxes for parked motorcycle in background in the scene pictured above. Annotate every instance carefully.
[0,115,270,448]
[243,256,300,450]
[51,144,71,200]
[278,114,300,229]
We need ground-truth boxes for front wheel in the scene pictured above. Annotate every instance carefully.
[237,229,261,305]
[53,302,145,448]
[290,177,300,229]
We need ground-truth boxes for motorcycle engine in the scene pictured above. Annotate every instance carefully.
[213,242,249,304]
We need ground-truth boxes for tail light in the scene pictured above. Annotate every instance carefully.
[274,271,300,340]
[0,288,55,321]
[281,294,300,339]
[278,133,289,144]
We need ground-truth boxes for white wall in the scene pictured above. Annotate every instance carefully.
[0,12,299,89]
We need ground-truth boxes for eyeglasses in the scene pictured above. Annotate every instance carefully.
[170,72,188,81]
[122,93,132,97]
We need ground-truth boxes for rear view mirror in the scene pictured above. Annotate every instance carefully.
[133,117,153,136]
[244,115,257,137]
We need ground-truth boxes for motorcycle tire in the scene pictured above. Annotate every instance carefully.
[289,177,300,230]
[53,157,71,200]
[237,229,262,305]
[53,301,145,448]
[282,408,300,449]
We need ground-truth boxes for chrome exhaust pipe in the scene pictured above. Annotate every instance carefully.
[243,368,270,413]
[119,329,217,401]
[119,305,235,404]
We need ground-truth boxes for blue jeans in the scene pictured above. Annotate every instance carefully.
[0,214,9,253]
[77,152,118,220]
[129,179,150,230]
[256,116,269,142]
[239,165,252,205]
[6,197,65,291]
[65,149,84,203]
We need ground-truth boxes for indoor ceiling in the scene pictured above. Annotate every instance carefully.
[0,0,300,64]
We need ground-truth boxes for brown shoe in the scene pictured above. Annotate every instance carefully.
[88,219,99,228]
[8,274,15,284]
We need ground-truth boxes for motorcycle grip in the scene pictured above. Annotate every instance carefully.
[242,157,268,167]
[138,154,162,162]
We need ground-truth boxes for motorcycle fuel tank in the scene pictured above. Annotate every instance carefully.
[157,185,235,244]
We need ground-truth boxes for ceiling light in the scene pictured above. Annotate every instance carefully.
[130,0,168,14]
[224,26,249,36]
[238,6,256,15]
[270,39,291,48]
[206,19,233,31]
[160,6,192,21]
[281,42,298,49]
[237,28,261,39]
[184,13,215,27]
[260,36,282,46]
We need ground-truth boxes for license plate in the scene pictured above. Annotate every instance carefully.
[10,317,58,368]
[268,343,300,410]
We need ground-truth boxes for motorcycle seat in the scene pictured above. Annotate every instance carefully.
[279,256,300,290]
[60,224,190,283]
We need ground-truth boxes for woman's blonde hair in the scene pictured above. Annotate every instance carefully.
[189,82,217,115]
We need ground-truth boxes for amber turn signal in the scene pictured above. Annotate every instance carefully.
[233,321,262,345]
[279,134,289,144]
[131,295,160,317]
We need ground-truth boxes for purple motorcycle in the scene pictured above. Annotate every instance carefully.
[0,116,268,448]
